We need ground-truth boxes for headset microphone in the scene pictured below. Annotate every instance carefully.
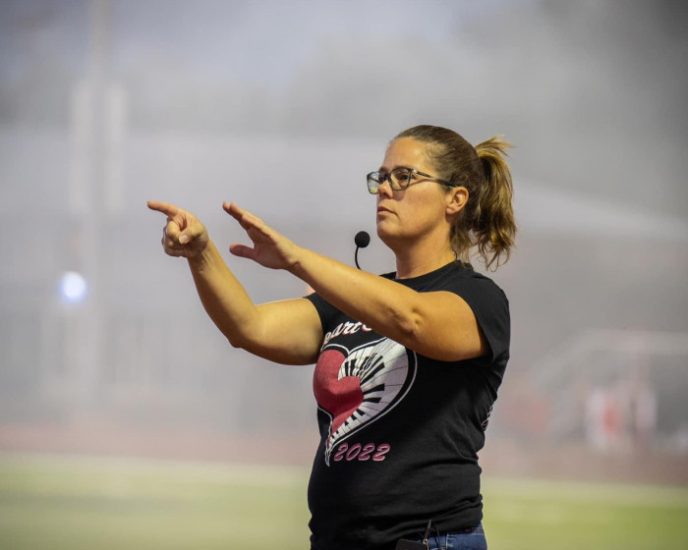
[354,231,370,270]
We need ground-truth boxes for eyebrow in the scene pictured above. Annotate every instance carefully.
[377,164,414,173]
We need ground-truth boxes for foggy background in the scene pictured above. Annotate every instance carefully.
[1,0,687,485]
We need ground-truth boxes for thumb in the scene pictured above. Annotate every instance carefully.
[229,243,256,260]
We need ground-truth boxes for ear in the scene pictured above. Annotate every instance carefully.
[446,186,468,216]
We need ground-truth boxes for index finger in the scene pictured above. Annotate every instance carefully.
[223,201,259,231]
[147,200,180,217]
[223,201,262,225]
[223,201,274,238]
[222,201,243,220]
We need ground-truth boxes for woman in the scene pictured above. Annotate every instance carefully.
[148,125,515,550]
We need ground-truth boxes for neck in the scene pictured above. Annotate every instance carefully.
[392,239,456,279]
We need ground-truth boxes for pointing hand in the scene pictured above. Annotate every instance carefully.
[147,200,209,258]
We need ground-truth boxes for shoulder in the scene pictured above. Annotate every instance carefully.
[303,291,342,331]
[434,262,508,301]
[435,263,510,339]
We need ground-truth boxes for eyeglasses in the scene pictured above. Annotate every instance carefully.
[366,166,454,194]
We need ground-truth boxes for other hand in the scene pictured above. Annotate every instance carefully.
[224,202,300,270]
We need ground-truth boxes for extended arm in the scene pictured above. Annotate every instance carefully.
[225,203,487,362]
[148,201,322,365]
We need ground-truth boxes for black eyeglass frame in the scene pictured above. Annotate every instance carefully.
[366,166,454,194]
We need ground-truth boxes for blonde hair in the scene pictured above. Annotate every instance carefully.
[395,126,516,270]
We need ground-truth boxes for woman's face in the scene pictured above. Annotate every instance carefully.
[375,137,455,249]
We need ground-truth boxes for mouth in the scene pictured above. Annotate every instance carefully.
[377,205,393,214]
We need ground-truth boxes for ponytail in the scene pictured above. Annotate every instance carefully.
[473,136,516,270]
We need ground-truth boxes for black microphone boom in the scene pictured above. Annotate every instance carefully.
[354,231,370,270]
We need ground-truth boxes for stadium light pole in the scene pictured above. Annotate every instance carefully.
[66,0,122,408]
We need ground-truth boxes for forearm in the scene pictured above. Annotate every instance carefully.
[187,240,258,346]
[289,247,420,342]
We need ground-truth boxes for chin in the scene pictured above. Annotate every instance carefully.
[376,223,402,250]
[376,220,391,239]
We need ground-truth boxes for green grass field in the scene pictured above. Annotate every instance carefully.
[1,453,687,549]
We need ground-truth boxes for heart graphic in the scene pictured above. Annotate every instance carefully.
[313,338,416,465]
[313,349,364,434]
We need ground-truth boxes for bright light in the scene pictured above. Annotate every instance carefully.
[59,271,88,304]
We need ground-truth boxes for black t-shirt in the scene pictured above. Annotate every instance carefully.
[303,260,510,550]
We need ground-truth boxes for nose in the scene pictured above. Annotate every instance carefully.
[376,178,394,198]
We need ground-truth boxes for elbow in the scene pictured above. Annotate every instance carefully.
[228,336,244,349]
[224,312,261,351]
[393,305,424,343]
[226,330,249,350]
[226,319,262,351]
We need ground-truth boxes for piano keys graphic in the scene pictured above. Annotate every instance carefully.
[324,338,417,465]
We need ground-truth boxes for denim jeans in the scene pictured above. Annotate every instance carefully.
[413,523,487,550]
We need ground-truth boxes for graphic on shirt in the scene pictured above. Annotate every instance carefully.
[313,337,417,465]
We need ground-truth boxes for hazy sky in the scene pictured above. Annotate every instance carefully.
[2,0,686,219]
